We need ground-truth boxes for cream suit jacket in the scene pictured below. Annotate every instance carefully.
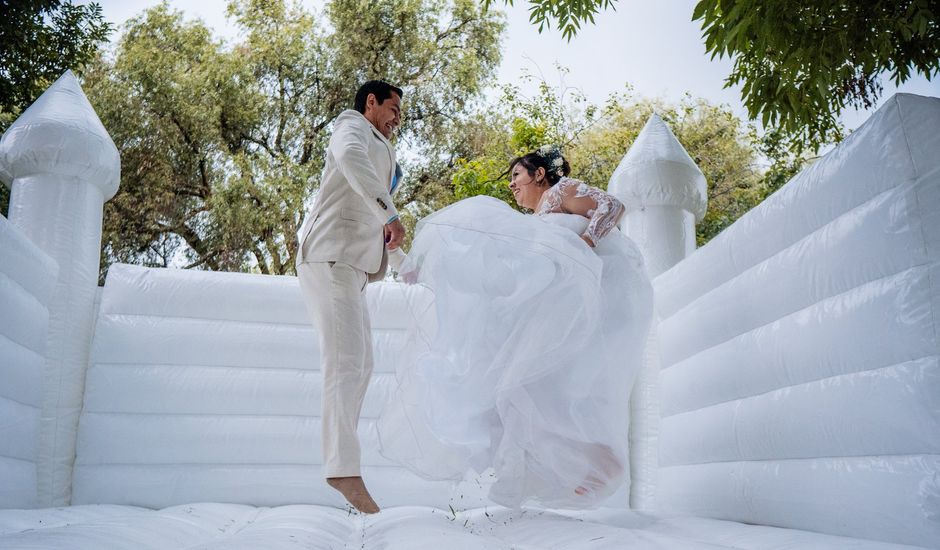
[296,109,406,282]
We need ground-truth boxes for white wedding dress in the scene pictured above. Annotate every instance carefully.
[377,194,653,508]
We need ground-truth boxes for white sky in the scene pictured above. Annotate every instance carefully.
[90,0,938,135]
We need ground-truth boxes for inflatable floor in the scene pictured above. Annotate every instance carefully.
[0,504,928,549]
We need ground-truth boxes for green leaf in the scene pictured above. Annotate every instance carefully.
[692,0,710,21]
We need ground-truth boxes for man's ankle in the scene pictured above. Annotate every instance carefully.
[327,476,362,485]
[325,476,379,513]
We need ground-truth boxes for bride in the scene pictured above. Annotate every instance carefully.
[377,145,653,508]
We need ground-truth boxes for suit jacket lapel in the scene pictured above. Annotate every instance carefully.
[367,123,396,189]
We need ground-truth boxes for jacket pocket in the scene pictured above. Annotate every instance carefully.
[340,207,374,225]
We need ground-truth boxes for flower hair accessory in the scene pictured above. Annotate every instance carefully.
[536,144,566,176]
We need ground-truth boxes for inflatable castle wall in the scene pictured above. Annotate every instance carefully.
[0,72,938,549]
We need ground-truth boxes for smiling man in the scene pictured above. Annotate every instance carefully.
[295,80,406,513]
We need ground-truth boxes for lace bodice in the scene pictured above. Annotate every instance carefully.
[535,177,626,245]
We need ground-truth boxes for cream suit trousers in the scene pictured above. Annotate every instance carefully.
[297,261,373,478]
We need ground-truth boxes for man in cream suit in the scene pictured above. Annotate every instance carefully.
[296,80,406,513]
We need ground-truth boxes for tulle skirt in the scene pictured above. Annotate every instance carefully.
[377,195,653,508]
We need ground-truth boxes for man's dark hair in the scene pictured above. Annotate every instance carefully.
[354,80,403,113]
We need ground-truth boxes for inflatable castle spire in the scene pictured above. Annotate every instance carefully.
[610,113,707,275]
[608,113,707,509]
[0,70,119,506]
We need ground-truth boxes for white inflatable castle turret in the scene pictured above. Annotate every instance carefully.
[0,70,119,506]
[608,113,707,509]
[610,113,707,274]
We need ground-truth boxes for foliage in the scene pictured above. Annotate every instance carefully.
[86,0,504,277]
[0,0,112,216]
[694,0,940,152]
[449,69,602,209]
[482,0,617,40]
[0,0,112,116]
[484,0,939,152]
[448,74,779,245]
[750,127,810,203]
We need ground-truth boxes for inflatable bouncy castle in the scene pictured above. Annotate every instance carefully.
[0,71,938,549]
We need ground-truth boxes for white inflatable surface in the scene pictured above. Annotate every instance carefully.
[0,70,120,507]
[609,113,709,509]
[0,504,928,550]
[0,215,57,509]
[72,264,481,510]
[653,93,940,548]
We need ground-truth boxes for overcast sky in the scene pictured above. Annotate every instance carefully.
[90,0,938,135]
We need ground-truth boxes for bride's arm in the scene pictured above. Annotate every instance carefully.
[557,179,626,247]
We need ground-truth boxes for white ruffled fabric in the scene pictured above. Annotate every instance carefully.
[378,195,653,508]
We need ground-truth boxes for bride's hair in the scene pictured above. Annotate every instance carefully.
[509,145,572,186]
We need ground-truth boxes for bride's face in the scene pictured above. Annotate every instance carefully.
[509,164,546,210]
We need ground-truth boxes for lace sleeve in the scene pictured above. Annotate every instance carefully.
[562,179,625,245]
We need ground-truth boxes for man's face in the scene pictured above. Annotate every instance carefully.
[364,91,402,139]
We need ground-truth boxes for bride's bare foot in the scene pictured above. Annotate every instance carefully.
[327,476,380,514]
[575,444,624,497]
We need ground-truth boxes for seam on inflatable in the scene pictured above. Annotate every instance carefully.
[0,331,45,357]
[0,455,35,465]
[45,282,66,505]
[73,462,408,468]
[88,361,327,372]
[898,97,940,366]
[660,261,930,370]
[913,188,940,373]
[0,269,54,310]
[0,392,41,409]
[77,410,391,420]
[658,453,940,467]
[83,363,395,376]
[202,506,264,545]
[0,216,59,275]
[894,95,919,179]
[80,410,324,417]
[660,354,938,419]
[85,361,404,375]
[351,514,366,548]
[86,287,104,358]
[93,312,408,331]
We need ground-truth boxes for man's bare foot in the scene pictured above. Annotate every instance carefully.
[327,476,380,514]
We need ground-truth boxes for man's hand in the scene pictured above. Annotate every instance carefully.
[385,218,406,250]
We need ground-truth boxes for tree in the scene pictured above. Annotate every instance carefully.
[0,0,112,216]
[485,0,940,152]
[749,127,809,204]
[482,0,616,40]
[86,0,504,277]
[694,0,940,151]
[452,70,601,208]
[444,74,778,246]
